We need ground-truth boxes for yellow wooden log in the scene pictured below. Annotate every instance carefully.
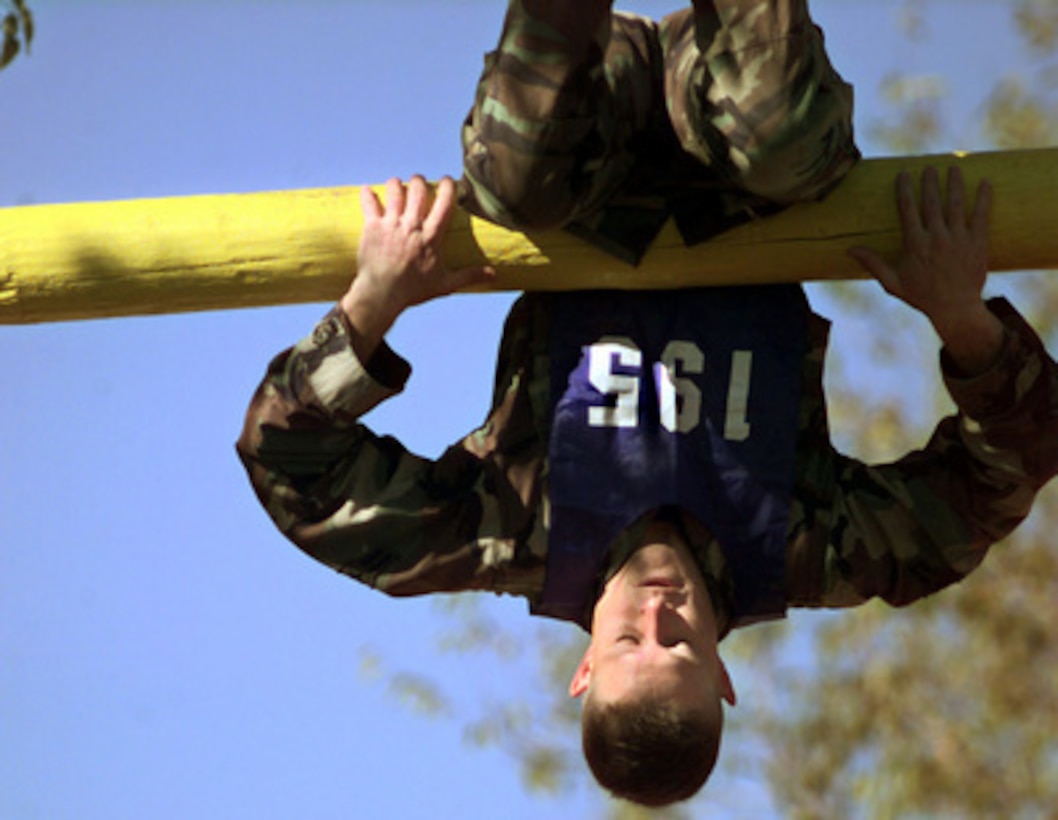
[1,148,1054,324]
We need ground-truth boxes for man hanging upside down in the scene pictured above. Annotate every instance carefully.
[238,0,1058,808]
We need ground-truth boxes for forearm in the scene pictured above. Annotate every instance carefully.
[237,304,548,598]
[824,419,1034,607]
[236,313,482,587]
[932,300,1006,377]
[339,273,402,365]
[798,299,1058,609]
[236,307,410,525]
[239,416,528,597]
[942,298,1058,488]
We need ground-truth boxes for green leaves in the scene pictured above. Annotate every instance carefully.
[747,6,1058,808]
[1,0,32,71]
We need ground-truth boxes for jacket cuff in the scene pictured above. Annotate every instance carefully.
[330,306,412,390]
[296,307,411,416]
[942,297,1044,421]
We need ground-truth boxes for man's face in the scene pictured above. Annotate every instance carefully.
[568,520,735,710]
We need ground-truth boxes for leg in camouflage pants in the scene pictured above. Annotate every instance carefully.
[460,0,856,234]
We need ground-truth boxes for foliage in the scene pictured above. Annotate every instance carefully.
[743,0,1058,815]
[363,1,1058,816]
[1,0,32,71]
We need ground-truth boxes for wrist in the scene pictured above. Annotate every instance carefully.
[340,276,404,363]
[933,302,1005,377]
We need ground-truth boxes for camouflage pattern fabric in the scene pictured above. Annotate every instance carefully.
[459,0,859,263]
[236,297,1058,636]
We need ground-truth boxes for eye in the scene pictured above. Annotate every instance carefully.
[618,634,640,645]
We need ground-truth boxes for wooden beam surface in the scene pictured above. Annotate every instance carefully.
[1,148,1055,324]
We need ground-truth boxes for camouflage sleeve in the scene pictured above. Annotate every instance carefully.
[236,305,549,600]
[788,298,1058,609]
[661,0,858,203]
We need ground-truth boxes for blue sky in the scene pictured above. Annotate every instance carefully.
[0,2,1034,818]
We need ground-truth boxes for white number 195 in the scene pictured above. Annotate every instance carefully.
[587,338,752,442]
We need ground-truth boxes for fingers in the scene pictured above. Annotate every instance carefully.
[403,175,429,227]
[423,176,456,240]
[945,165,966,229]
[970,176,993,239]
[448,263,497,293]
[895,170,924,239]
[384,177,405,222]
[373,175,454,238]
[920,165,945,231]
[847,245,900,297]
[917,164,991,233]
[898,164,994,245]
[360,184,383,222]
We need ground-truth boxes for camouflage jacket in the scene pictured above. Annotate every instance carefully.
[237,295,1057,636]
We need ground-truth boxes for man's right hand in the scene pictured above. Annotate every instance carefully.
[340,175,495,363]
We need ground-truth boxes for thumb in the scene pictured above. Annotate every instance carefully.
[848,247,900,296]
[447,265,497,293]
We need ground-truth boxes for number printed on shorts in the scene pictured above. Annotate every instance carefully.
[586,337,752,441]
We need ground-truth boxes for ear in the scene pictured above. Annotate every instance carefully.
[717,655,737,707]
[568,645,594,698]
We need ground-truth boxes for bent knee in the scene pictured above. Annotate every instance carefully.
[736,123,859,204]
[461,140,584,231]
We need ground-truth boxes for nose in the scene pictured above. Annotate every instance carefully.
[639,593,685,648]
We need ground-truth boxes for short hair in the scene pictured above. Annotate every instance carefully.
[581,693,722,807]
